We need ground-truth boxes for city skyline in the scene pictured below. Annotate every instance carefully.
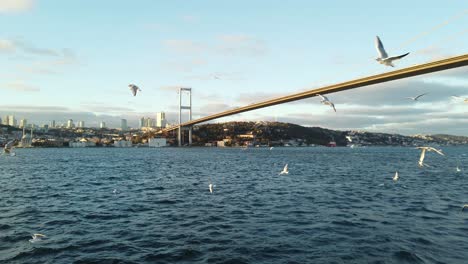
[0,1,467,135]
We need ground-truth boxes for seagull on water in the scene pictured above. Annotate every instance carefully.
[393,171,399,182]
[375,36,409,67]
[279,164,289,175]
[462,204,468,212]
[416,147,445,168]
[209,183,215,193]
[406,93,428,101]
[317,94,336,112]
[29,233,46,243]
[269,147,274,150]
[128,84,141,96]
[456,166,461,172]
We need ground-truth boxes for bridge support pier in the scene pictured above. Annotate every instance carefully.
[178,87,192,147]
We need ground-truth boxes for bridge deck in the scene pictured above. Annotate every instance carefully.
[161,54,468,133]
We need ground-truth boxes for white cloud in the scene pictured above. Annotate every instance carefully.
[1,81,40,92]
[216,34,267,57]
[0,0,34,13]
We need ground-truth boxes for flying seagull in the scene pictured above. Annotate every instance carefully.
[29,233,46,243]
[128,84,141,96]
[317,94,336,112]
[279,164,289,175]
[393,171,399,182]
[3,140,14,155]
[375,36,410,67]
[416,147,445,168]
[406,93,428,101]
[452,95,468,103]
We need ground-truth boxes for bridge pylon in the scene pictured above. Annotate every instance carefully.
[178,87,192,146]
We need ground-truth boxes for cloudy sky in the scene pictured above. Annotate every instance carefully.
[0,0,467,135]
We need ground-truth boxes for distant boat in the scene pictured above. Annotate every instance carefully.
[327,141,337,147]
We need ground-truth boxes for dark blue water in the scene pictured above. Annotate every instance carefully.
[1,147,467,264]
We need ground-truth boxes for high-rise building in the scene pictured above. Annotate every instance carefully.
[0,117,2,125]
[100,121,106,128]
[2,115,8,125]
[8,115,16,127]
[67,119,74,128]
[156,112,166,128]
[139,117,145,128]
[19,119,27,128]
[50,120,56,128]
[121,119,128,131]
[77,121,85,128]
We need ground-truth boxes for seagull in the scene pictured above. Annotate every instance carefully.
[345,136,353,142]
[317,94,336,112]
[208,183,215,193]
[406,93,428,101]
[375,36,410,67]
[29,233,46,243]
[113,189,117,194]
[462,204,468,212]
[3,140,14,154]
[416,147,445,168]
[128,84,141,96]
[456,166,461,172]
[452,95,468,103]
[393,171,399,182]
[269,147,274,150]
[279,164,289,175]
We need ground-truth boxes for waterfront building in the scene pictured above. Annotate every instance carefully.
[67,119,74,128]
[113,140,132,147]
[50,120,56,128]
[77,121,85,128]
[148,138,167,147]
[19,127,33,148]
[156,112,166,128]
[121,119,128,131]
[100,121,106,128]
[19,119,27,128]
[69,138,96,148]
[0,117,2,125]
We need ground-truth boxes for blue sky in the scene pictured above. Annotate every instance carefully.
[0,0,467,135]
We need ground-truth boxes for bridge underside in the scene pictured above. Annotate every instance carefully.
[161,54,468,134]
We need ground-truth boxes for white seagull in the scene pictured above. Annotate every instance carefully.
[452,95,468,103]
[416,147,445,168]
[208,183,215,193]
[269,147,274,150]
[279,164,289,175]
[462,204,468,212]
[375,36,410,67]
[29,233,46,243]
[406,93,428,101]
[456,166,461,172]
[317,94,336,112]
[393,171,399,182]
[3,140,14,154]
[128,84,141,96]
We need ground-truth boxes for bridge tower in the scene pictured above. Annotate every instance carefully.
[178,87,192,146]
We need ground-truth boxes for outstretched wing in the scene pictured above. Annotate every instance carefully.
[414,93,427,100]
[375,36,388,59]
[317,94,329,101]
[387,52,410,61]
[419,148,426,164]
[330,102,336,112]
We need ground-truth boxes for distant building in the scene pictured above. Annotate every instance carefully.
[19,119,27,128]
[8,115,16,127]
[50,120,56,128]
[156,112,166,128]
[77,121,85,128]
[113,140,132,147]
[69,138,96,148]
[0,117,2,125]
[67,119,74,128]
[148,138,167,147]
[19,127,33,148]
[139,117,145,128]
[100,121,106,128]
[121,119,128,131]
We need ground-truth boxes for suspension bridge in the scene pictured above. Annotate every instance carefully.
[159,54,468,146]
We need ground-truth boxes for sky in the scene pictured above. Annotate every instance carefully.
[0,0,467,135]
